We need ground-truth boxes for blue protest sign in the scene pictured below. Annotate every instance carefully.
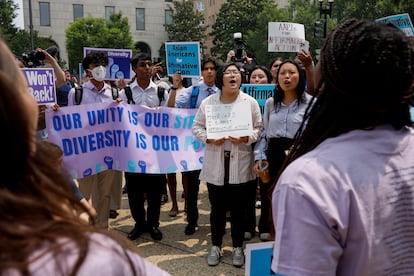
[165,42,201,77]
[376,13,414,37]
[241,84,275,116]
[246,242,282,276]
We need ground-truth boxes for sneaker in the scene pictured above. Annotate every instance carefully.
[232,247,245,267]
[207,246,221,266]
[259,232,272,241]
[244,232,252,240]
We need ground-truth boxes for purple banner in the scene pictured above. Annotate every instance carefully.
[22,68,56,105]
[84,47,133,80]
[46,102,205,178]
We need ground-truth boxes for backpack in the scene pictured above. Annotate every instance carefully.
[189,86,200,108]
[74,86,119,105]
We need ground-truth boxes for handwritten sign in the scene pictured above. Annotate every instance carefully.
[376,13,414,37]
[84,47,133,80]
[22,68,56,105]
[205,102,253,139]
[268,22,306,52]
[46,102,205,178]
[165,42,201,77]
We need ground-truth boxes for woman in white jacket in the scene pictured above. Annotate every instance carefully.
[192,62,262,268]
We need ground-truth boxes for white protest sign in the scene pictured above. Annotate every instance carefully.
[268,22,306,52]
[205,101,253,139]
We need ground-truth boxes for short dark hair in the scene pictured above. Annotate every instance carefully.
[82,52,108,70]
[131,52,151,68]
[201,56,219,71]
[215,62,242,90]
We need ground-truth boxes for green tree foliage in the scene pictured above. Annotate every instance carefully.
[0,0,18,39]
[0,0,62,66]
[65,12,133,72]
[245,2,290,66]
[210,0,274,61]
[165,0,207,42]
[210,0,412,65]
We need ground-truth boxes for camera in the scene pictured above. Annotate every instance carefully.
[232,32,246,63]
[21,46,59,68]
[21,50,45,68]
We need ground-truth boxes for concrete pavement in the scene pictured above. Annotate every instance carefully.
[108,173,263,276]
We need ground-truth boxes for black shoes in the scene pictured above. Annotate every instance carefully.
[109,209,119,219]
[184,224,197,235]
[128,225,163,241]
[149,226,163,241]
[128,226,145,240]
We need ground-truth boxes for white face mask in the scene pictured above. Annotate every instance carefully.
[90,65,106,82]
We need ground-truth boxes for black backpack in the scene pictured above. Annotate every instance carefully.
[74,86,119,105]
[123,86,165,106]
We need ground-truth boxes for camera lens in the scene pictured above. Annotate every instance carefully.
[34,51,46,61]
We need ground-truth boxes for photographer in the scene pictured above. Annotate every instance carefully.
[19,47,65,141]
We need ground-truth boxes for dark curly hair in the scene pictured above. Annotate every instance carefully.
[82,51,109,70]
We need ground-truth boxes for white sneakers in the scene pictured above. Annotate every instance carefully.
[244,231,252,240]
[207,246,221,266]
[232,247,245,267]
[207,246,245,267]
[259,232,272,241]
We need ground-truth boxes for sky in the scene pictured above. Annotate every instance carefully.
[13,0,24,29]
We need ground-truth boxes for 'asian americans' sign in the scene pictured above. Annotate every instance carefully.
[165,42,201,77]
[268,22,306,53]
[46,103,204,179]
[22,68,56,105]
[84,47,133,80]
[376,13,414,37]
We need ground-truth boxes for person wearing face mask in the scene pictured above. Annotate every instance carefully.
[65,51,124,230]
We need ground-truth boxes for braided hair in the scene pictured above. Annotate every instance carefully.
[284,18,414,166]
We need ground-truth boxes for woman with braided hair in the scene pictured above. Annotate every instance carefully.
[271,18,414,275]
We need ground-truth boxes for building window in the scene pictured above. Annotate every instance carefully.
[197,1,204,11]
[39,2,50,26]
[73,4,83,20]
[105,6,115,21]
[136,8,145,30]
[165,9,173,25]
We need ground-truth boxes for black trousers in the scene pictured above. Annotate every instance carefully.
[183,170,201,226]
[207,155,248,248]
[259,137,293,233]
[125,172,166,229]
